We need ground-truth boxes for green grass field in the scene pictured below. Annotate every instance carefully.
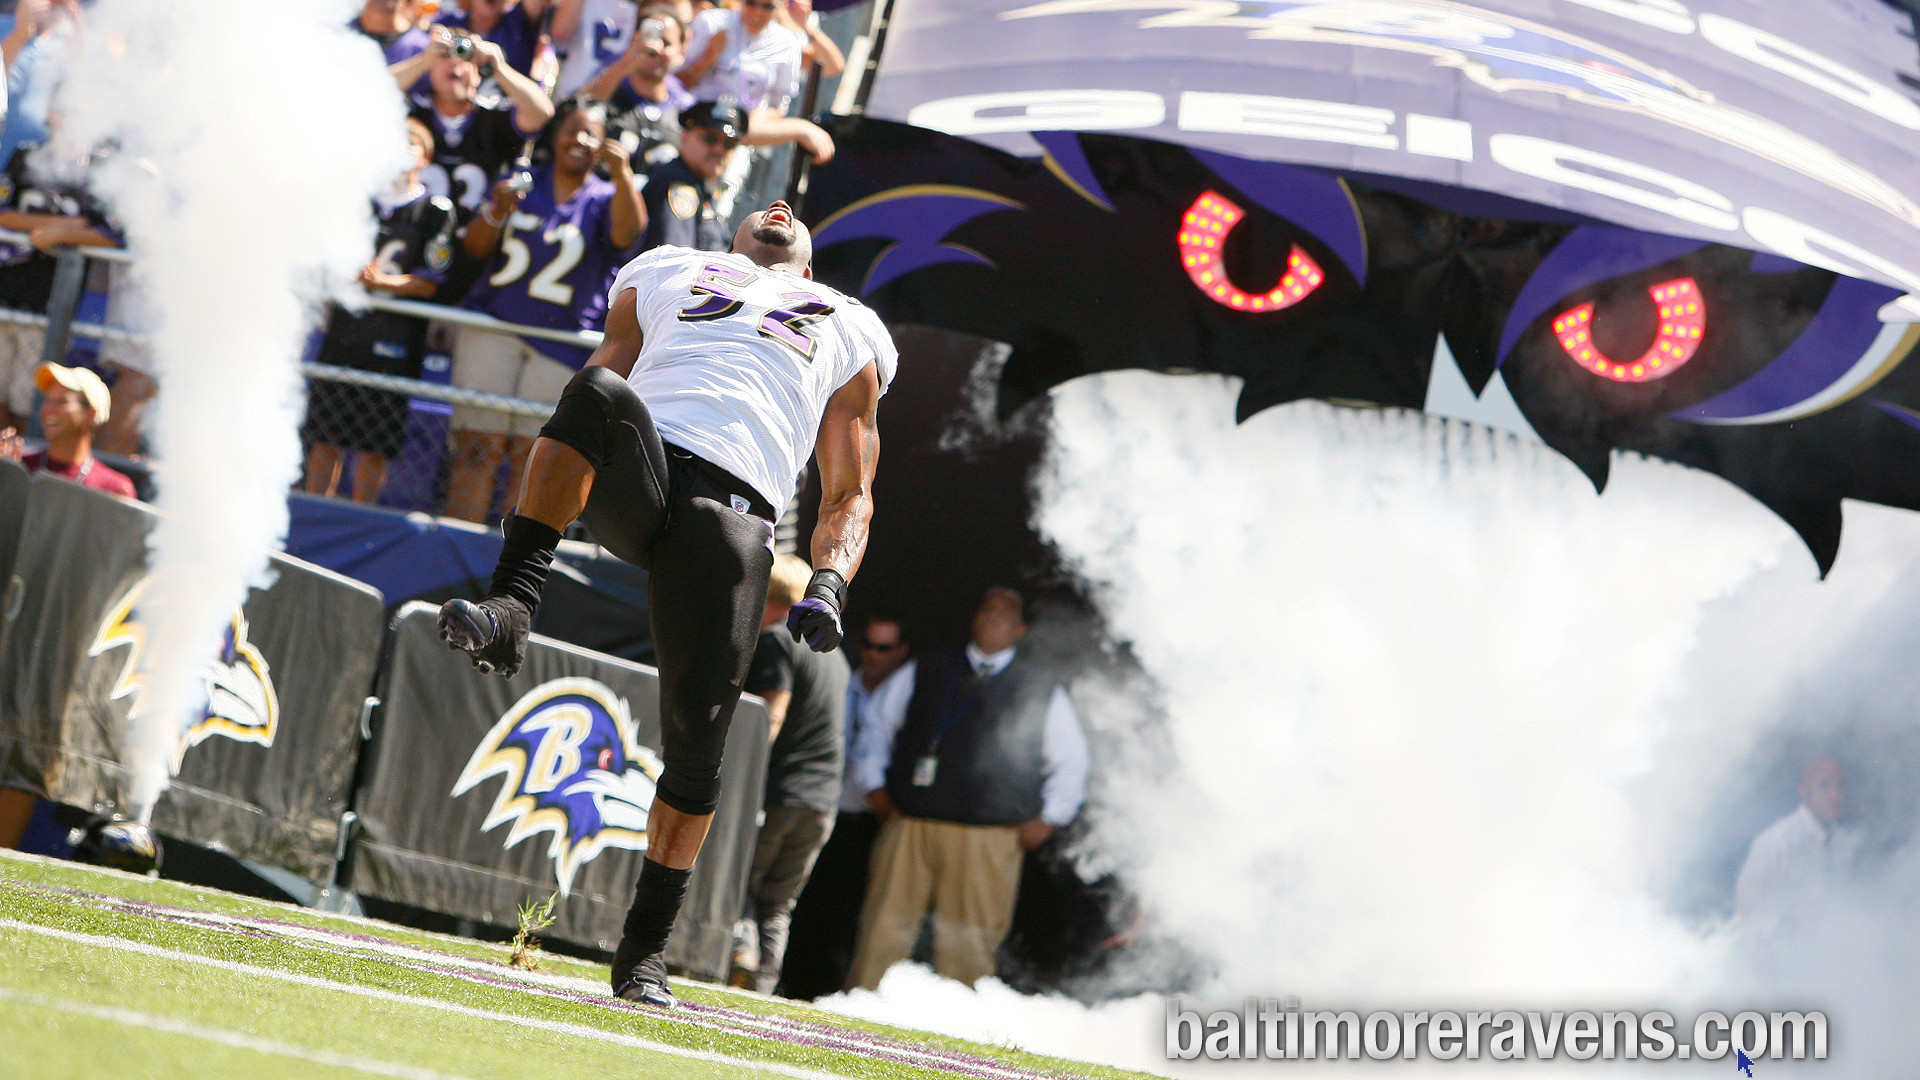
[0,849,1162,1080]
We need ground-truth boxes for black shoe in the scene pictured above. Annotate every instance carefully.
[611,949,676,1008]
[438,596,530,677]
[74,816,161,874]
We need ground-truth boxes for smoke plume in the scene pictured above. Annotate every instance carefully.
[51,0,407,818]
[824,371,1920,1076]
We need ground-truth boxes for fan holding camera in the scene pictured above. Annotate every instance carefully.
[582,6,696,172]
[389,25,555,215]
[435,0,553,82]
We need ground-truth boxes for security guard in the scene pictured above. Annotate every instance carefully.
[640,99,745,253]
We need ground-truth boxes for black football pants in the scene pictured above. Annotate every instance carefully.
[562,377,776,818]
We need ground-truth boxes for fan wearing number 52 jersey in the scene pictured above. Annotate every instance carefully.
[446,97,646,523]
[439,198,896,1010]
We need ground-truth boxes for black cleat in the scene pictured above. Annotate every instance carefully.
[612,950,676,1008]
[438,596,531,678]
[74,816,162,875]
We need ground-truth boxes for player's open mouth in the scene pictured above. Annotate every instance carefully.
[763,203,793,228]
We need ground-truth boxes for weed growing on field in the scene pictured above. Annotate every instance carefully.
[508,893,558,971]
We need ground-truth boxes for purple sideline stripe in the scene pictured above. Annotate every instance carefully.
[10,881,1078,1080]
[1497,225,1707,366]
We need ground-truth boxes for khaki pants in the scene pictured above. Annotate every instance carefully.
[845,815,1024,990]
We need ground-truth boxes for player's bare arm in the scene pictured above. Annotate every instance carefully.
[586,286,645,377]
[787,360,881,652]
[812,361,881,581]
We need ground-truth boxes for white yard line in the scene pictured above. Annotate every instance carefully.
[0,919,853,1080]
[0,985,481,1080]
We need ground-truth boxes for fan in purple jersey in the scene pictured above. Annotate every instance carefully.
[444,96,646,524]
[434,0,554,81]
[351,0,432,64]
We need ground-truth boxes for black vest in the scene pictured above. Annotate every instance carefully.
[886,646,1054,826]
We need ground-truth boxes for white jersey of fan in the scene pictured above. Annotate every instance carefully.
[610,245,898,513]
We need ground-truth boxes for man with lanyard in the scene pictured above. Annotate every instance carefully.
[639,100,741,253]
[437,198,897,1007]
[845,587,1090,991]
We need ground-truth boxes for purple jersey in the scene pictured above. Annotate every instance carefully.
[468,165,633,368]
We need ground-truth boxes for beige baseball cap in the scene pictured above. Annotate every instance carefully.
[36,362,112,424]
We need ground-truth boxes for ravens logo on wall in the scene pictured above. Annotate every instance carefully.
[452,676,664,897]
[87,574,281,772]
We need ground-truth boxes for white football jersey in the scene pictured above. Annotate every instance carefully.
[609,245,898,512]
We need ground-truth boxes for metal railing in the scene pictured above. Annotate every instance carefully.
[0,227,573,420]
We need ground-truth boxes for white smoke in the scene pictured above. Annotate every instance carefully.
[821,371,1920,1076]
[51,0,407,818]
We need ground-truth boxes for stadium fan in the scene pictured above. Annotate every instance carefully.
[678,0,833,165]
[434,0,554,82]
[438,198,896,1009]
[733,554,850,995]
[581,7,694,172]
[391,22,555,219]
[444,95,644,524]
[0,362,136,500]
[773,0,845,81]
[0,139,122,435]
[353,0,433,65]
[1,0,81,167]
[301,117,457,504]
[638,99,741,253]
[550,0,641,101]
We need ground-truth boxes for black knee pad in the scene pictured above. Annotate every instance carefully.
[539,365,636,468]
[654,767,723,817]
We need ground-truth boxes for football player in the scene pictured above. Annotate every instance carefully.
[444,96,645,523]
[302,117,458,503]
[439,198,896,1007]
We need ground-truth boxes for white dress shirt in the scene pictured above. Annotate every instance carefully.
[857,644,1090,827]
[841,659,915,813]
[1734,803,1860,923]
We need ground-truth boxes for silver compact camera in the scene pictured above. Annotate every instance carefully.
[507,168,533,197]
[638,17,668,50]
[448,31,477,61]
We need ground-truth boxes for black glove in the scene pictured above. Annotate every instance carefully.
[786,568,846,652]
[439,595,531,677]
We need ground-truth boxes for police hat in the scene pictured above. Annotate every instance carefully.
[681,99,748,141]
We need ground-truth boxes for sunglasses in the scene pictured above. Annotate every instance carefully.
[695,130,739,149]
[863,640,903,652]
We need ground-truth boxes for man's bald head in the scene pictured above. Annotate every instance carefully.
[1799,757,1845,825]
[732,200,812,276]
